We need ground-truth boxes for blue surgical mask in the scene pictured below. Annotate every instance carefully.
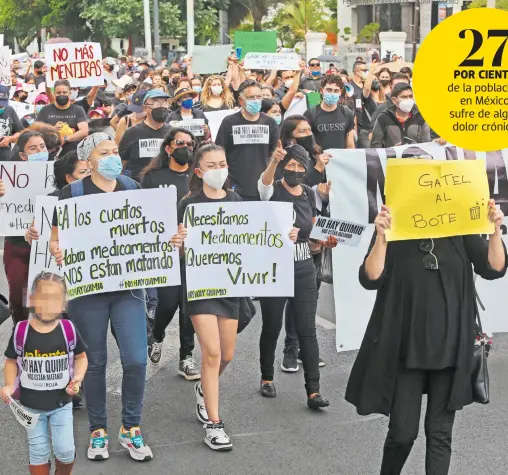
[0,107,5,115]
[27,151,49,162]
[323,93,340,106]
[245,99,262,115]
[96,155,123,180]
[272,115,282,125]
[311,70,321,77]
[181,98,194,109]
[193,86,202,93]
[35,104,45,114]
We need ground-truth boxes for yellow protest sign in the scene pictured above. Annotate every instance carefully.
[385,159,494,241]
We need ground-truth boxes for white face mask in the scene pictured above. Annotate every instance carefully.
[71,90,79,100]
[211,85,223,96]
[397,98,415,113]
[202,168,228,190]
[284,79,294,88]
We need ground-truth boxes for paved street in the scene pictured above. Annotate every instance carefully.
[1,247,508,474]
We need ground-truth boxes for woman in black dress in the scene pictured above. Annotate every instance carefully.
[346,203,507,475]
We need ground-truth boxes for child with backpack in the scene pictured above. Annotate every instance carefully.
[1,272,88,475]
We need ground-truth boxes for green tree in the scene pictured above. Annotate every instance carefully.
[357,22,379,43]
[229,0,279,31]
[468,0,508,9]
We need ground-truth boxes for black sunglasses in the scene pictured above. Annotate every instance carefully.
[309,63,320,67]
[174,139,195,148]
[419,238,438,270]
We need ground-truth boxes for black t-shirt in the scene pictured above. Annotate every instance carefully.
[177,189,242,225]
[215,111,279,199]
[52,175,141,226]
[351,82,364,126]
[36,104,87,154]
[119,122,171,181]
[141,166,191,202]
[304,105,355,150]
[360,95,379,132]
[0,106,23,161]
[74,97,92,114]
[4,321,86,411]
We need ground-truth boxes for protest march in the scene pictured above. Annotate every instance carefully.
[0,6,508,474]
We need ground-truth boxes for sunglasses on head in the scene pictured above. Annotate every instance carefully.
[419,238,438,270]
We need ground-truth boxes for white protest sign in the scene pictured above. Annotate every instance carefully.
[28,196,61,293]
[284,97,307,119]
[204,109,237,141]
[139,138,163,158]
[9,397,40,429]
[0,46,10,86]
[326,144,508,352]
[232,124,270,145]
[192,45,232,75]
[183,201,294,300]
[9,100,34,119]
[44,42,104,87]
[310,216,366,247]
[56,187,180,299]
[169,118,205,137]
[244,53,299,71]
[0,162,55,236]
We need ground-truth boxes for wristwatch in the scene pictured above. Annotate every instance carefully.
[63,136,69,144]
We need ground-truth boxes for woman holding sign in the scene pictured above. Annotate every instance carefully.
[257,143,336,408]
[49,133,185,463]
[345,204,507,475]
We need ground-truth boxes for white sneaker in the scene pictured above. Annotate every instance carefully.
[87,428,109,460]
[195,382,209,423]
[118,426,153,461]
[204,421,232,451]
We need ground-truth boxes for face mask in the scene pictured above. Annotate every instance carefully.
[283,169,306,187]
[0,108,5,115]
[35,104,45,114]
[201,167,228,190]
[27,151,49,162]
[284,79,294,88]
[211,85,223,96]
[19,95,28,102]
[311,70,321,77]
[397,98,414,113]
[371,80,381,92]
[181,98,193,109]
[151,107,169,123]
[193,86,202,93]
[55,95,69,106]
[96,155,123,180]
[380,79,390,87]
[172,77,179,85]
[245,99,262,115]
[295,135,316,154]
[272,115,282,125]
[162,76,170,83]
[323,93,340,106]
[71,90,79,100]
[171,147,194,166]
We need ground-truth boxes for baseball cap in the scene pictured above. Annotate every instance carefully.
[0,86,9,107]
[128,90,149,113]
[143,89,170,104]
[89,108,106,118]
[34,93,49,105]
[104,57,116,66]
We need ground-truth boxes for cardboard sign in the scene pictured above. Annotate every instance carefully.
[204,109,237,141]
[310,216,365,247]
[192,45,232,74]
[169,119,205,137]
[45,42,104,87]
[0,162,55,236]
[9,397,40,429]
[243,53,299,71]
[284,97,307,119]
[139,138,163,158]
[56,187,180,299]
[183,201,294,300]
[232,124,269,145]
[28,196,61,294]
[234,32,277,60]
[9,100,34,119]
[0,46,10,86]
[385,159,494,240]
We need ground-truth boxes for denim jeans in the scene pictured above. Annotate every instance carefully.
[145,287,158,314]
[26,403,75,465]
[68,289,147,432]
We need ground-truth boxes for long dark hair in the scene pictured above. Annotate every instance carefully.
[188,143,228,197]
[279,115,321,156]
[140,127,197,179]
[53,152,81,191]
[17,130,44,154]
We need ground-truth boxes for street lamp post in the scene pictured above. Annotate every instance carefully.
[187,0,195,56]
[143,0,152,58]
[153,0,161,63]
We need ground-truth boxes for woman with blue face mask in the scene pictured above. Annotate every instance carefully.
[261,99,282,126]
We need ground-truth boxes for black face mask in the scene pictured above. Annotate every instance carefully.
[371,80,381,92]
[171,147,194,165]
[19,95,28,102]
[283,169,306,187]
[56,95,70,106]
[151,107,169,123]
[380,79,390,87]
[295,135,316,155]
[162,76,170,83]
[172,77,179,85]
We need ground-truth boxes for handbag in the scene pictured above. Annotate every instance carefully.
[472,287,490,404]
[0,293,10,327]
[237,297,256,334]
[316,247,333,284]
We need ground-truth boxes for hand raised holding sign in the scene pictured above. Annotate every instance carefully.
[289,227,300,243]
[49,241,64,266]
[375,205,392,237]
[170,223,188,249]
[0,179,5,197]
[488,199,504,235]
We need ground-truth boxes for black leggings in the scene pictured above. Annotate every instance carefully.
[259,258,320,395]
[152,284,195,360]
[381,367,456,475]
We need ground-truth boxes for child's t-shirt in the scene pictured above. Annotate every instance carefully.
[4,322,87,411]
